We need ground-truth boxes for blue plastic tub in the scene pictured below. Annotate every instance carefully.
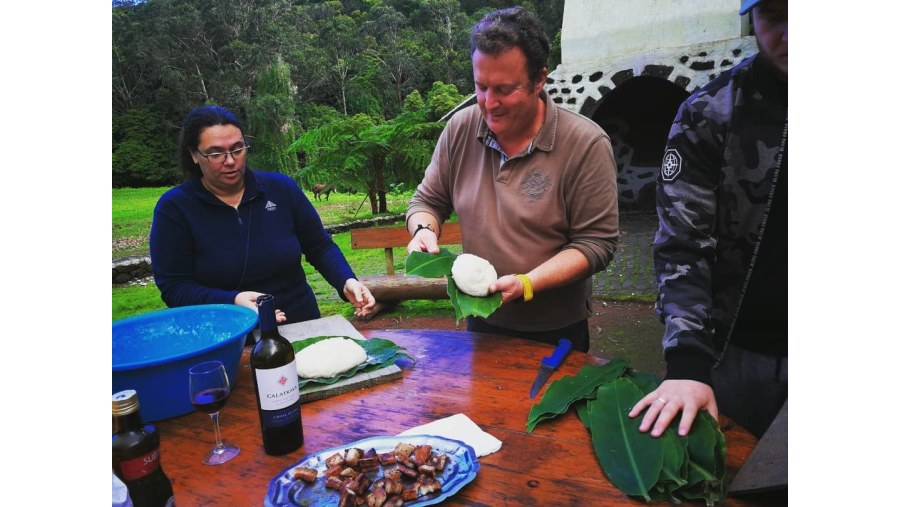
[112,305,258,422]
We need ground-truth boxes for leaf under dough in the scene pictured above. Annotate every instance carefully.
[406,249,502,323]
[405,248,456,277]
[291,336,414,388]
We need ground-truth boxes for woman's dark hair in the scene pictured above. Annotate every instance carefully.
[469,6,549,87]
[178,105,246,180]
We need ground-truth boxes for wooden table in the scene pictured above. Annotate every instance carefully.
[157,329,765,506]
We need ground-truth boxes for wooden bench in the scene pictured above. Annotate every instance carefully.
[350,222,462,302]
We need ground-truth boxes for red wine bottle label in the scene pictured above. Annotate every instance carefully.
[118,447,161,481]
[255,361,300,411]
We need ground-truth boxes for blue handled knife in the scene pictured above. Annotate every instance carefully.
[529,338,572,399]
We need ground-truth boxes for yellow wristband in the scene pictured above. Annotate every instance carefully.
[515,274,533,302]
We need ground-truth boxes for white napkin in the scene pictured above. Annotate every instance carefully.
[398,413,502,457]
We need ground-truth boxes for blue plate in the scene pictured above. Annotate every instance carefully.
[264,434,479,506]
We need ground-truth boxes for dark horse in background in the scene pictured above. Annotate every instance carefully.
[311,183,335,201]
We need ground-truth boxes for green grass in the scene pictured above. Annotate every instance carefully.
[112,187,168,258]
[113,284,166,321]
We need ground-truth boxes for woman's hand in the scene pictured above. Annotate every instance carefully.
[234,291,286,323]
[628,379,718,437]
[343,279,377,318]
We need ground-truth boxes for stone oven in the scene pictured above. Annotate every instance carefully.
[546,0,757,210]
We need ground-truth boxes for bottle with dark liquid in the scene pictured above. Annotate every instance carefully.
[251,294,303,455]
[112,390,175,507]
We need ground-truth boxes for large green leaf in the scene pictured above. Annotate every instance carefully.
[522,357,729,505]
[678,411,727,505]
[405,249,502,324]
[291,336,415,389]
[588,377,664,502]
[405,248,456,277]
[627,370,662,395]
[445,277,465,323]
[448,279,502,324]
[648,426,690,503]
[526,358,630,432]
[575,400,591,430]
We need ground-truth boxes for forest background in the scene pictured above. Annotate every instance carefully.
[113,0,566,212]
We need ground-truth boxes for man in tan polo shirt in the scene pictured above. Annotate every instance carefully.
[406,6,619,352]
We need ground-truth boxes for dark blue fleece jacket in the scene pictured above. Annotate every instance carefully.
[149,169,356,324]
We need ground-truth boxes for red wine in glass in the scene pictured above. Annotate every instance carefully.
[188,360,240,465]
[192,387,231,414]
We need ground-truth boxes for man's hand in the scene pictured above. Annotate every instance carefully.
[343,278,377,318]
[406,213,441,254]
[234,291,286,323]
[490,275,525,303]
[406,227,440,255]
[628,379,718,437]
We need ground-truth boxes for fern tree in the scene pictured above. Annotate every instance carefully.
[290,109,443,214]
[247,57,299,178]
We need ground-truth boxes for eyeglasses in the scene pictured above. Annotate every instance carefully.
[196,145,250,164]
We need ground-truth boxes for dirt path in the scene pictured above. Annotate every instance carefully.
[353,297,666,377]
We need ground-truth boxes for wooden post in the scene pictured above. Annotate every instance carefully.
[385,248,395,275]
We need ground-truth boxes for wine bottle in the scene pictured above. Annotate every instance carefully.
[251,294,304,455]
[112,390,175,507]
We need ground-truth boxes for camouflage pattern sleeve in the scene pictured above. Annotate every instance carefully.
[653,88,732,384]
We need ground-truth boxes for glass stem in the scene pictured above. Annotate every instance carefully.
[209,412,224,452]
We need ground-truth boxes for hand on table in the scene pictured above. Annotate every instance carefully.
[628,379,718,437]
[344,278,377,319]
[235,291,287,323]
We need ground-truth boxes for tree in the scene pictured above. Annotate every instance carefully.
[415,0,470,89]
[402,89,426,113]
[425,81,466,120]
[290,110,443,214]
[112,108,179,187]
[247,57,299,178]
[111,0,566,187]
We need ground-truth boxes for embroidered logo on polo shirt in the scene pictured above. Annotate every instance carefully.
[265,200,277,211]
[662,149,682,182]
[521,169,552,202]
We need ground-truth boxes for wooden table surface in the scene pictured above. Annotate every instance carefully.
[156,328,767,506]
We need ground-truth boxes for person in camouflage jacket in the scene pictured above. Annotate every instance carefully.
[630,0,787,439]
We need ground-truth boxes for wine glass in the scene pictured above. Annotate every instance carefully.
[189,360,240,465]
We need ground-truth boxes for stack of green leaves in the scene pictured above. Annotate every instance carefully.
[526,358,727,505]
[291,336,415,389]
[405,249,502,323]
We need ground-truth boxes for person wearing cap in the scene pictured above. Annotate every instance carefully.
[405,6,619,353]
[629,0,787,439]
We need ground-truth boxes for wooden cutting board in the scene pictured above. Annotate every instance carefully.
[279,315,403,403]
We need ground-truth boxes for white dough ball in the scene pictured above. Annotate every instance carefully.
[295,337,367,378]
[451,253,498,297]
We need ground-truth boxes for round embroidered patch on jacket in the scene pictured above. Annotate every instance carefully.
[661,149,682,182]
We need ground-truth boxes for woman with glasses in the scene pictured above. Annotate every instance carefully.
[149,105,377,326]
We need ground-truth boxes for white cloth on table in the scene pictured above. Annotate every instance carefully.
[398,413,502,457]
